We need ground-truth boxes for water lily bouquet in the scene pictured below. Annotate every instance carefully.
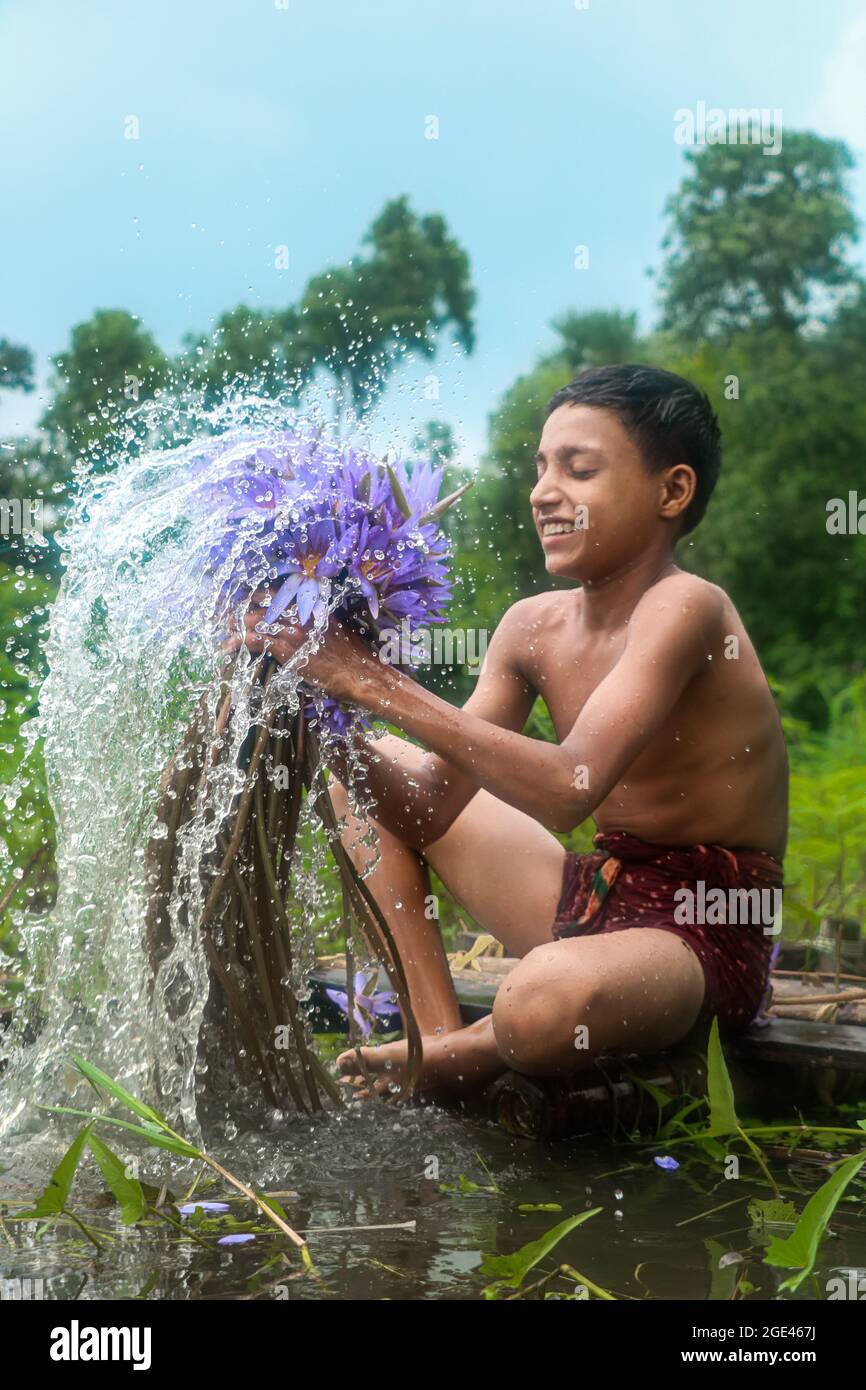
[200,420,467,728]
[144,421,467,1114]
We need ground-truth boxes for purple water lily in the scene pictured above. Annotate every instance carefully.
[326,969,401,1038]
[263,517,353,627]
[217,1233,257,1245]
[653,1155,680,1171]
[189,420,462,731]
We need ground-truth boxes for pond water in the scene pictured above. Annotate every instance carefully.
[3,1092,865,1301]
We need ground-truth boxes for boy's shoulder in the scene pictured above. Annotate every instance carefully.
[497,589,576,634]
[631,569,728,629]
[501,571,729,630]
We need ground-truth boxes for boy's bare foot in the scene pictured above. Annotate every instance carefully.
[336,1015,506,1103]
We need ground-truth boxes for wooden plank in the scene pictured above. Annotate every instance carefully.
[731,1020,866,1073]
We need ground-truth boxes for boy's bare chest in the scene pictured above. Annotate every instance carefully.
[523,627,627,740]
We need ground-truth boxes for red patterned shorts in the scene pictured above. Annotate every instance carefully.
[551,831,783,1037]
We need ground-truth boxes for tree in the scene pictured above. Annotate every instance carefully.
[545,309,639,369]
[675,330,866,714]
[0,338,35,420]
[410,419,457,467]
[450,357,566,633]
[657,133,859,341]
[188,197,476,416]
[296,196,475,412]
[42,310,169,459]
[182,304,312,407]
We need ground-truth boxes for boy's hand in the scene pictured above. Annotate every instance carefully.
[221,590,389,704]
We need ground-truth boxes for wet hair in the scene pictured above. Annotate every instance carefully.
[545,363,722,533]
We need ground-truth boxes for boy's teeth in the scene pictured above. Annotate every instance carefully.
[543,522,572,535]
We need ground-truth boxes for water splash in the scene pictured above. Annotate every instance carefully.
[0,394,387,1147]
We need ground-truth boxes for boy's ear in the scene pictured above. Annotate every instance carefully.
[659,463,696,524]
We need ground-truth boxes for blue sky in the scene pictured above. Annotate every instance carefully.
[2,0,866,462]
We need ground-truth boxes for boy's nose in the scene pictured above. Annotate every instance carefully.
[529,474,562,509]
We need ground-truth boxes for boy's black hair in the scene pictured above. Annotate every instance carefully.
[545,363,722,533]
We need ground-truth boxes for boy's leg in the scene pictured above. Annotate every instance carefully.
[328,778,463,1036]
[341,926,706,1099]
[491,925,706,1075]
[328,734,567,1033]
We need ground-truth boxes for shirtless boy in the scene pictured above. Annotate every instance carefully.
[229,363,788,1101]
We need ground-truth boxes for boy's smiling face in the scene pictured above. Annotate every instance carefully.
[531,403,693,582]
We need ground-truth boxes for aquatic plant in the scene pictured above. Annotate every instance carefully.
[7,1056,313,1266]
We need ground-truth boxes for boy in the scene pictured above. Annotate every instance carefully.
[230,364,788,1101]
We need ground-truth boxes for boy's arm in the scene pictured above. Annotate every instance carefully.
[313,575,722,833]
[240,599,539,846]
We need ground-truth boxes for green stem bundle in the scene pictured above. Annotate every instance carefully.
[145,657,419,1112]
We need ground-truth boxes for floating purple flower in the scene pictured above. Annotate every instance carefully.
[179,1200,231,1216]
[653,1155,680,1171]
[217,1233,257,1246]
[326,969,401,1038]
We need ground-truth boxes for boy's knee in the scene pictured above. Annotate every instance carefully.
[492,946,602,1075]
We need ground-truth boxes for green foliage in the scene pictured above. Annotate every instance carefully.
[764,1149,866,1292]
[184,304,310,406]
[782,677,866,935]
[672,331,866,694]
[85,1131,148,1225]
[0,337,35,396]
[657,133,859,340]
[707,1017,740,1135]
[33,1057,311,1253]
[16,1122,93,1219]
[0,561,56,957]
[188,196,476,413]
[450,356,566,630]
[545,308,639,369]
[480,1209,602,1298]
[42,309,170,461]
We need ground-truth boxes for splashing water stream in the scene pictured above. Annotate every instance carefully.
[0,397,401,1153]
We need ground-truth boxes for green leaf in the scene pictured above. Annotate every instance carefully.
[70,1055,169,1128]
[18,1123,93,1218]
[764,1150,866,1291]
[707,1018,739,1135]
[40,1105,200,1159]
[86,1132,148,1225]
[748,1198,798,1230]
[480,1209,601,1292]
[627,1072,676,1110]
[439,1175,496,1196]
